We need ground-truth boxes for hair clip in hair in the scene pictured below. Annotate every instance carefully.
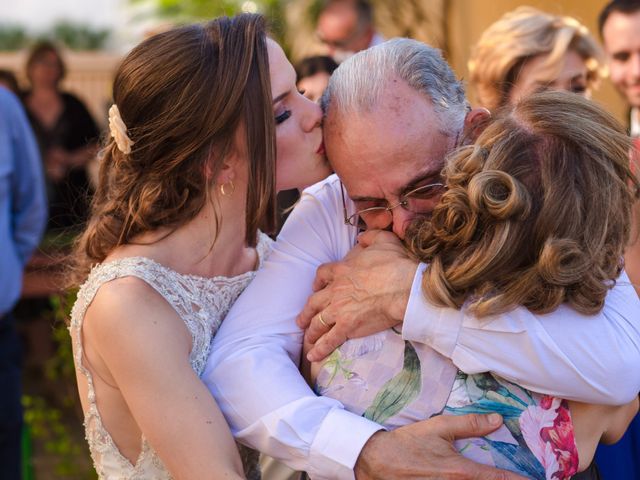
[108,104,134,154]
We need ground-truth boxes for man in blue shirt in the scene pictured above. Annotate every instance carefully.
[0,87,47,479]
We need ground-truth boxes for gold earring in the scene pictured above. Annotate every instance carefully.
[220,180,235,197]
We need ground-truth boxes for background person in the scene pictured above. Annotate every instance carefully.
[467,6,604,111]
[600,0,640,296]
[23,41,99,234]
[594,2,640,477]
[295,55,338,103]
[315,0,384,63]
[0,88,47,480]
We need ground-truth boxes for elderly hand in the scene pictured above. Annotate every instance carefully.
[297,230,419,362]
[355,413,526,480]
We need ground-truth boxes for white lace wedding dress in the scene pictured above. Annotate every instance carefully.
[69,232,272,479]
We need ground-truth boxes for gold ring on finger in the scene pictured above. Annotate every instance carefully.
[318,312,329,328]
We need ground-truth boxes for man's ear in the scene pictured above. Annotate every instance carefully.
[461,108,491,145]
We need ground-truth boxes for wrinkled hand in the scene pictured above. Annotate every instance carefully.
[355,413,526,480]
[296,230,419,362]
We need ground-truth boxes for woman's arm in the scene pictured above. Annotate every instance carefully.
[83,276,244,480]
[569,398,639,471]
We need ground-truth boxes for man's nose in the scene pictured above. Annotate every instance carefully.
[391,208,414,240]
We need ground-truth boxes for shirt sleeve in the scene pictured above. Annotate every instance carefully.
[402,264,640,405]
[8,91,47,265]
[202,177,382,480]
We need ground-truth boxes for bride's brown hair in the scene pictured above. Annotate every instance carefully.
[407,90,639,316]
[72,14,276,283]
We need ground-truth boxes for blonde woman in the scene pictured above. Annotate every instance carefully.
[468,7,604,111]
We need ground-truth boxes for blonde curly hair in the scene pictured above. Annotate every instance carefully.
[407,90,639,317]
[468,7,605,111]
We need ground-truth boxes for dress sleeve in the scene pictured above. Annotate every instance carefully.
[202,176,382,480]
[402,264,640,405]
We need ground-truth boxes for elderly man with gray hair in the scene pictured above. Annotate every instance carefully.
[203,38,640,479]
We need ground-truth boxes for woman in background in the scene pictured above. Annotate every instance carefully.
[295,55,338,103]
[468,7,605,110]
[23,41,99,232]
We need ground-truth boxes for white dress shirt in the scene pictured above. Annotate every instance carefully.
[203,174,640,480]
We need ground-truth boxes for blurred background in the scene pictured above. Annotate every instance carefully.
[0,1,627,478]
[0,0,627,126]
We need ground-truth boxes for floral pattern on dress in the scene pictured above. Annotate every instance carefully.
[314,332,579,480]
[444,371,579,480]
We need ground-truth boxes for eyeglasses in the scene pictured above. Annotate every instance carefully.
[340,181,447,230]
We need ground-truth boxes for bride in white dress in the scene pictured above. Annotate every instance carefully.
[68,14,331,479]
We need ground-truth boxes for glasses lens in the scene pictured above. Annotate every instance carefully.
[404,184,446,214]
[356,208,393,229]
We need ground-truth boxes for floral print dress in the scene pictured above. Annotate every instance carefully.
[313,328,578,480]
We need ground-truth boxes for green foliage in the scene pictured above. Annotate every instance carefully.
[0,24,28,51]
[0,22,109,52]
[46,291,78,390]
[50,22,110,50]
[22,289,97,478]
[148,0,242,19]
[130,0,290,46]
[22,396,95,478]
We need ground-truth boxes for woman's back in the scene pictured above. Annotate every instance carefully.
[70,233,271,478]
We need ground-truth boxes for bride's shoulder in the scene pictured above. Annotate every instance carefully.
[83,274,189,349]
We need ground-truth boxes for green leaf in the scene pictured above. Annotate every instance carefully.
[363,341,421,424]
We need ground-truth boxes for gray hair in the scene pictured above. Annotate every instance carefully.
[321,38,469,133]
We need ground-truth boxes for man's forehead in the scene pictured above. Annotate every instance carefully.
[603,11,640,50]
[325,100,443,153]
[318,5,358,35]
[326,108,452,193]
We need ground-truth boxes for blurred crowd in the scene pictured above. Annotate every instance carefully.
[1,0,639,478]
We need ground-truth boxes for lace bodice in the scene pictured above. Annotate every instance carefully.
[69,232,272,479]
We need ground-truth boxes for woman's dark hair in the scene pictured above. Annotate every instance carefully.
[72,14,277,283]
[26,41,66,86]
[295,55,338,82]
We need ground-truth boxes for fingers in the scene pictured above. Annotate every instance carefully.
[426,413,503,441]
[306,327,348,362]
[312,262,337,292]
[295,288,331,329]
[304,308,335,346]
[357,229,397,248]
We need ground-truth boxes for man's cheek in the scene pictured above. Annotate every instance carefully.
[608,66,625,89]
